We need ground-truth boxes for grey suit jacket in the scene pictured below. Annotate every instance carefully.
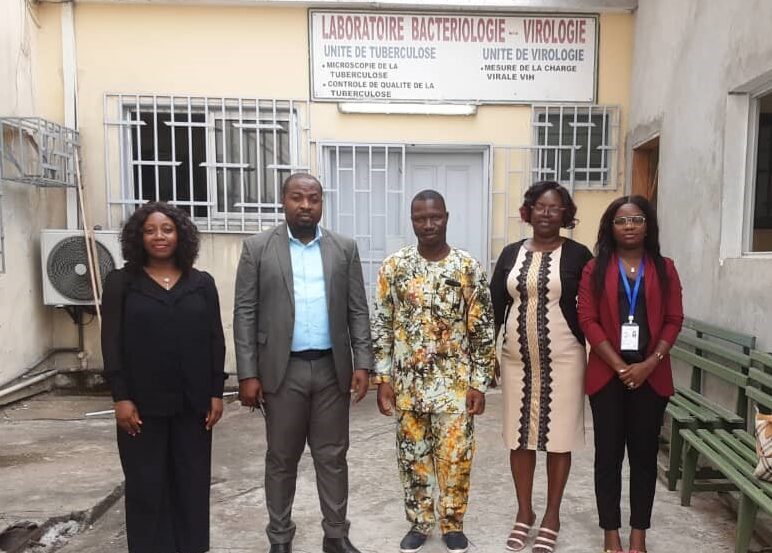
[233,223,373,394]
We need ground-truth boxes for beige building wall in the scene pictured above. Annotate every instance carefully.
[30,3,632,372]
[0,0,67,386]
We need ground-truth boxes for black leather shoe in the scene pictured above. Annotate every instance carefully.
[322,536,362,553]
[269,543,291,553]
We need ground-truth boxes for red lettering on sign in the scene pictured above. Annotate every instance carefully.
[523,18,589,44]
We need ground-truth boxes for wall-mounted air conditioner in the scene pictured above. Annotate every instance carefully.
[41,230,123,306]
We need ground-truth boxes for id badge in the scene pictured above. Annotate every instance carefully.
[621,323,640,351]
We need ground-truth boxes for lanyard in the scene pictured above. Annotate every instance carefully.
[618,257,644,324]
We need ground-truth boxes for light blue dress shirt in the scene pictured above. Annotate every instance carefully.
[288,225,332,351]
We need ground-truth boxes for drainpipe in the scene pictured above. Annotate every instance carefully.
[0,370,58,401]
[61,1,79,229]
[0,347,81,402]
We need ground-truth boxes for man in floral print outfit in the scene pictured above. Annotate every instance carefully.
[371,189,496,553]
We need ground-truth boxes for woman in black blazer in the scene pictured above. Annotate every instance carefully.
[101,202,226,553]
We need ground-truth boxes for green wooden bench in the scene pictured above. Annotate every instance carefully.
[661,317,755,491]
[679,350,772,553]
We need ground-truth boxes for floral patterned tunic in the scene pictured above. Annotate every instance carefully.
[372,246,496,413]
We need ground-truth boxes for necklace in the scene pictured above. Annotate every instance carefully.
[145,268,176,290]
[620,257,641,274]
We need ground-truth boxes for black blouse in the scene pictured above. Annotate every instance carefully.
[101,267,226,416]
[618,274,650,364]
[490,238,594,345]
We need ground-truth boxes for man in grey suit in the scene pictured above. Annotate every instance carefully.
[234,173,372,553]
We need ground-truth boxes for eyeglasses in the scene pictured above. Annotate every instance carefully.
[532,204,566,217]
[613,215,646,227]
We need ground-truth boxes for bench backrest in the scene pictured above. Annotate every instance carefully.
[749,350,772,415]
[674,317,757,421]
[682,317,757,352]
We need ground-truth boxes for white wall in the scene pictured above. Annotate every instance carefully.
[0,0,66,386]
[628,0,772,351]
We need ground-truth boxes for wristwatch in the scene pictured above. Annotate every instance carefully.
[654,351,664,362]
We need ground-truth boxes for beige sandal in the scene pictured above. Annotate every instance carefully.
[532,527,559,552]
[506,521,534,551]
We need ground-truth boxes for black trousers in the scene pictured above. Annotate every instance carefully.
[589,377,667,530]
[117,410,212,553]
[263,354,351,545]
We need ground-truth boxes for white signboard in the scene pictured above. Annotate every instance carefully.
[310,11,598,103]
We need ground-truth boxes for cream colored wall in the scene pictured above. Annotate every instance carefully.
[0,0,67,386]
[573,13,633,249]
[35,5,65,125]
[48,4,632,369]
[61,4,312,364]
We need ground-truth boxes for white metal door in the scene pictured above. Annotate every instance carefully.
[404,151,488,266]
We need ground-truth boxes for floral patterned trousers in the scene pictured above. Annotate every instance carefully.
[396,410,475,534]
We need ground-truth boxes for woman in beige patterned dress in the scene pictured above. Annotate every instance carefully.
[490,181,592,553]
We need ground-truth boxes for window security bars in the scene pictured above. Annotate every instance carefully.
[320,144,406,303]
[531,105,619,189]
[490,146,531,273]
[0,117,79,188]
[104,95,310,233]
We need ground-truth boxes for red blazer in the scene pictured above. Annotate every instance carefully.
[578,254,684,397]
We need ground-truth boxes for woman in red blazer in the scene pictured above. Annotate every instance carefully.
[578,196,683,553]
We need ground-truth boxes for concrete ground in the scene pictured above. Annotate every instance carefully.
[0,390,752,553]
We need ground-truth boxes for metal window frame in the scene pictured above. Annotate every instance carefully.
[0,117,79,188]
[318,142,407,301]
[104,94,310,233]
[206,106,299,223]
[531,104,619,191]
[490,146,531,273]
[743,86,772,253]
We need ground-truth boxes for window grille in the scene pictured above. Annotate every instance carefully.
[531,105,619,189]
[103,94,310,233]
[490,146,530,273]
[321,143,406,303]
[0,117,79,188]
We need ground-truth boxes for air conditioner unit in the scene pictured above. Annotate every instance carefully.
[41,230,124,306]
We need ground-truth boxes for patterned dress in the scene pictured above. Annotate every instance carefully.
[500,245,587,453]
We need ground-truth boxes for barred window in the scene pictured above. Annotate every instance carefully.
[212,115,292,217]
[532,105,619,189]
[104,95,309,233]
[0,117,80,273]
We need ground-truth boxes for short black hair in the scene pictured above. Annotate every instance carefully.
[281,172,323,197]
[521,180,578,229]
[120,202,200,273]
[411,189,447,211]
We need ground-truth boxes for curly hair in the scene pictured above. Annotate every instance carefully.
[120,202,200,273]
[520,180,578,229]
[591,195,669,297]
